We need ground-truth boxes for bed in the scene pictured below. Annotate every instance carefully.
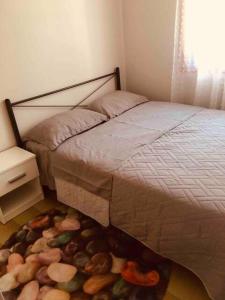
[5,68,225,300]
[25,100,201,226]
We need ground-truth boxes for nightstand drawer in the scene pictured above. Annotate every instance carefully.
[0,159,39,197]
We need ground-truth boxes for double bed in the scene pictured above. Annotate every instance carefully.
[5,69,225,300]
[26,101,201,225]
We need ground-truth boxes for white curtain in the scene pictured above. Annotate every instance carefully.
[171,0,225,110]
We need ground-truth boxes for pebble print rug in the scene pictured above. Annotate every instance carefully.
[0,207,171,300]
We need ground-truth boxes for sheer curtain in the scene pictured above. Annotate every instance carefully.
[171,0,225,109]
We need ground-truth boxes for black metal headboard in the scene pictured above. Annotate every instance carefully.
[5,67,121,148]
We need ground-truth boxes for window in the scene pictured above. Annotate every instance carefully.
[182,0,225,72]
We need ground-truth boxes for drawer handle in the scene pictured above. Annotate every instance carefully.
[8,173,26,184]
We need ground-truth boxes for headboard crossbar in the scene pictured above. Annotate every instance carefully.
[5,67,121,148]
[12,75,114,109]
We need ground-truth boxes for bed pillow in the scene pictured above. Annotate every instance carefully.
[24,108,108,150]
[87,90,149,118]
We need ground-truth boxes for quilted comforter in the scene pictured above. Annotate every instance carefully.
[111,108,225,300]
[27,100,225,299]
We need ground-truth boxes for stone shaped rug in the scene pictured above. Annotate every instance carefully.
[0,207,171,300]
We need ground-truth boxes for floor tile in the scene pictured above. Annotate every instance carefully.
[166,264,211,300]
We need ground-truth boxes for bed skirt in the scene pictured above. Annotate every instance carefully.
[55,176,110,227]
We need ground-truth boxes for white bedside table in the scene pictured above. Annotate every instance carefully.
[0,146,44,224]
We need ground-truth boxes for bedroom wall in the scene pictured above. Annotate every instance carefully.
[122,0,177,101]
[0,0,125,151]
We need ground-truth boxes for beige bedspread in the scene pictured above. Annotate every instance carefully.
[26,101,225,299]
[26,141,55,189]
[111,108,225,300]
[52,101,201,198]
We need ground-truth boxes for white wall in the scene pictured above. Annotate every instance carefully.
[0,0,125,151]
[122,0,177,101]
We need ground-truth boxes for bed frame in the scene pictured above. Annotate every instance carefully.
[5,67,121,147]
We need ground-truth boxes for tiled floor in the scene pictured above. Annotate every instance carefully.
[165,264,211,300]
[0,194,211,300]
